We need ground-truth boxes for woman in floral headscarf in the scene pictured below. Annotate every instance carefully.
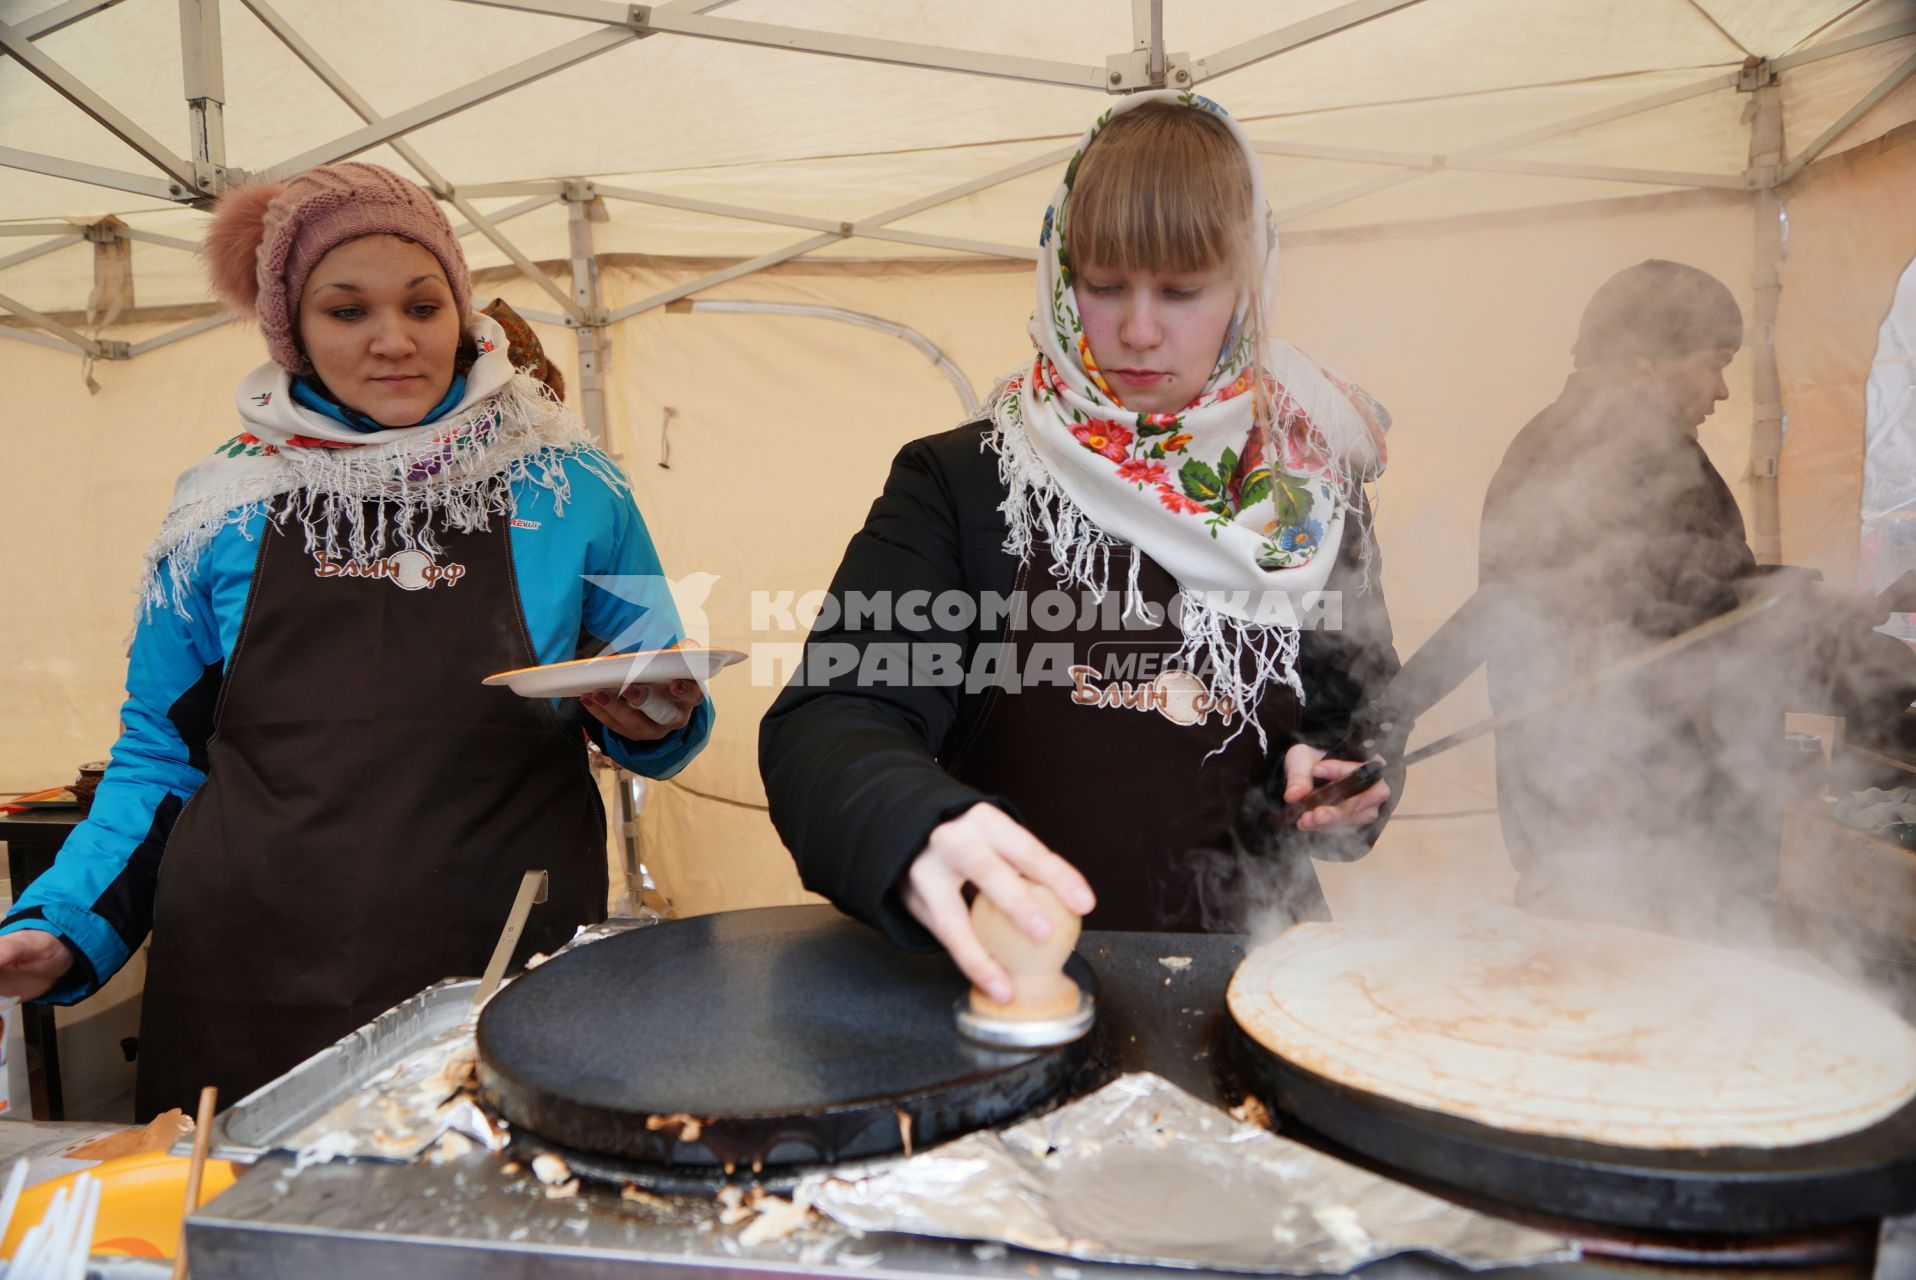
[761,93,1400,1002]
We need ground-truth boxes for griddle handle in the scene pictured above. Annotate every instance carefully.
[1271,758,1388,831]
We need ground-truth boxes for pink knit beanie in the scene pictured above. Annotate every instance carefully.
[202,162,473,374]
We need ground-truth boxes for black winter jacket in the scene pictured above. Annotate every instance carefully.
[1480,373,1780,919]
[760,420,1401,947]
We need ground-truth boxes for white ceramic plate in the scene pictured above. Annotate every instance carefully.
[482,647,747,699]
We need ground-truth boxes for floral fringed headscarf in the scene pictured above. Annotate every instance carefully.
[986,90,1391,749]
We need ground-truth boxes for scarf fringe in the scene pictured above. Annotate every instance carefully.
[141,376,623,620]
[985,383,1301,755]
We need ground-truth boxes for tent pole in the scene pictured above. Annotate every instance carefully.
[564,182,611,449]
[6,0,131,43]
[1191,0,1423,82]
[606,232,845,323]
[178,0,228,191]
[0,146,187,201]
[120,228,202,253]
[127,312,235,357]
[239,0,580,319]
[0,19,199,191]
[1779,49,1916,184]
[620,8,1110,90]
[1272,68,1740,225]
[856,145,1076,230]
[0,234,85,275]
[449,194,557,239]
[1745,59,1784,566]
[0,290,101,356]
[679,300,980,415]
[269,27,634,175]
[0,324,96,356]
[1774,16,1916,72]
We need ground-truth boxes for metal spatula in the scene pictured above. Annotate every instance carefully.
[474,869,549,1006]
[1273,589,1786,829]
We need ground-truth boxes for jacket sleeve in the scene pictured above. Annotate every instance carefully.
[1,561,226,1004]
[1624,457,1758,638]
[759,437,1007,948]
[575,458,713,778]
[1285,489,1405,860]
[1295,490,1401,752]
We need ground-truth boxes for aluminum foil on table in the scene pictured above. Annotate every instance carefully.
[280,1014,499,1167]
[806,1073,1577,1275]
[200,914,660,1168]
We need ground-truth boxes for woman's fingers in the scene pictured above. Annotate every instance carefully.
[906,805,1094,1002]
[1296,776,1390,830]
[623,680,696,728]
[581,680,703,741]
[966,806,1096,919]
[903,851,1011,1002]
[1283,744,1391,832]
[1281,743,1326,802]
[581,690,662,739]
[0,930,71,1000]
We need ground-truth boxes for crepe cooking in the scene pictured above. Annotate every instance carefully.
[1227,909,1916,1150]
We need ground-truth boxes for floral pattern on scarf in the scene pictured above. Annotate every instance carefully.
[984,90,1391,748]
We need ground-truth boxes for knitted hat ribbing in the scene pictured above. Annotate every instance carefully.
[202,162,473,374]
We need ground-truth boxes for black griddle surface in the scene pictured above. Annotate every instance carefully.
[1232,1014,1916,1236]
[477,905,1095,1168]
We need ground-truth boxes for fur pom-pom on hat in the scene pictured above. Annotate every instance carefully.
[200,162,473,375]
[201,180,285,314]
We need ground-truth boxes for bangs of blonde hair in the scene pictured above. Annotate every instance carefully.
[1063,101,1256,278]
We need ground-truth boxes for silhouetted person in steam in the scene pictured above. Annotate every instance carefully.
[1478,260,1913,938]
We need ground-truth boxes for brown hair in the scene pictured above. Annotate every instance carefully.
[1063,101,1257,278]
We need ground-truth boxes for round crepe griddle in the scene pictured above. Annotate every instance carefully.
[476,905,1096,1169]
[1224,913,1916,1234]
[1231,1009,1916,1234]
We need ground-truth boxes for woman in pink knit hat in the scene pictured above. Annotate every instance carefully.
[0,163,713,1117]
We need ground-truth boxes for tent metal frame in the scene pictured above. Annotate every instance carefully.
[675,298,981,416]
[3,0,1914,551]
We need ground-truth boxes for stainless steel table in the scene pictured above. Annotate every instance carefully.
[188,1151,1737,1280]
[177,922,1884,1279]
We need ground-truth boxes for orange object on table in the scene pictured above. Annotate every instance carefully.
[0,1151,236,1261]
[0,788,76,816]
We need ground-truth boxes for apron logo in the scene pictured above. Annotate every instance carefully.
[312,548,467,591]
[1069,664,1237,727]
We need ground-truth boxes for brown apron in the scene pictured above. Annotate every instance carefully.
[134,508,606,1119]
[948,549,1324,932]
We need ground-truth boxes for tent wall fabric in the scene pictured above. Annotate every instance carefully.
[1776,121,1916,589]
[1863,242,1916,596]
[2,0,1912,923]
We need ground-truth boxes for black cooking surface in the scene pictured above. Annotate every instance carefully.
[482,904,1913,1243]
[1229,986,1916,1237]
[477,905,1097,1167]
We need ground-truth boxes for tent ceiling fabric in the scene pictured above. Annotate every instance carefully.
[1,0,1913,315]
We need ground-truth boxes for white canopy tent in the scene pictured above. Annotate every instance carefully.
[3,0,1913,920]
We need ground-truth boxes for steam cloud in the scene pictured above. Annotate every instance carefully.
[1210,341,1916,1020]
